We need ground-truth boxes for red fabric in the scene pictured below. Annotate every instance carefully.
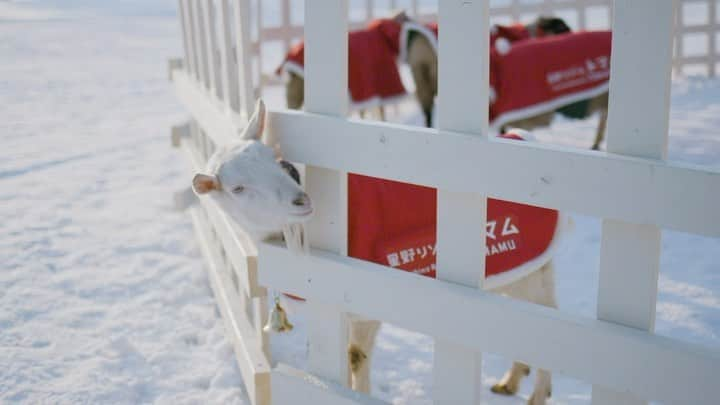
[490,31,612,123]
[348,134,559,280]
[367,18,402,55]
[400,24,611,125]
[277,19,406,105]
[426,22,438,37]
[490,23,531,46]
[276,41,303,76]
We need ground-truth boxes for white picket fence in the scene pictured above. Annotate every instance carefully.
[170,0,720,404]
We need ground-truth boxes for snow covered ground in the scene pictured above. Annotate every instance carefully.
[1,1,719,404]
[1,3,245,404]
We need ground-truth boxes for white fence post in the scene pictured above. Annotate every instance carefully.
[184,0,202,81]
[411,0,419,18]
[709,0,717,77]
[192,0,211,89]
[578,0,588,29]
[232,0,256,118]
[281,0,291,52]
[303,0,350,386]
[434,1,489,403]
[200,0,220,99]
[189,0,203,81]
[178,0,195,76]
[217,0,240,111]
[674,1,684,75]
[591,1,675,404]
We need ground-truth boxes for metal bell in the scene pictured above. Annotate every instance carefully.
[263,298,293,333]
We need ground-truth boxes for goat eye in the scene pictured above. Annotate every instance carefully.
[232,185,245,194]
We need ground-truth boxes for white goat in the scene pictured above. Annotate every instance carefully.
[191,99,313,249]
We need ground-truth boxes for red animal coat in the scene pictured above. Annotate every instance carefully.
[348,133,563,289]
[489,31,612,127]
[399,22,612,130]
[277,19,407,110]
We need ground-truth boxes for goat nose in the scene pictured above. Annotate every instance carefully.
[292,192,309,207]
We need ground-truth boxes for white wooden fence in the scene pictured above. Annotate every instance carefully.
[674,0,720,76]
[170,0,720,404]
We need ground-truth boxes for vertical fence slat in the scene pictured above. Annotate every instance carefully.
[591,1,675,404]
[578,3,587,30]
[303,0,350,386]
[192,0,211,88]
[178,0,194,75]
[434,1,489,403]
[202,0,221,98]
[232,0,256,118]
[281,0,291,52]
[710,0,717,77]
[185,0,202,81]
[434,193,485,403]
[255,0,263,93]
[604,0,673,159]
[674,1,684,75]
[254,295,270,358]
[510,0,520,21]
[304,3,349,114]
[218,0,240,111]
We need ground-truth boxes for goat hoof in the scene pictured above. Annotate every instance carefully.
[491,383,517,396]
[527,390,551,405]
[348,344,367,373]
[591,144,600,151]
[527,394,546,405]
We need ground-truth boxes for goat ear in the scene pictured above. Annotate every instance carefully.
[242,98,266,141]
[192,173,220,194]
[391,9,409,23]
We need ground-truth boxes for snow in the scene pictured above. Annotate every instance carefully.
[1,1,719,404]
[0,5,244,404]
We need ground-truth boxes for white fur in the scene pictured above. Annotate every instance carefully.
[193,99,313,249]
[495,37,512,55]
[489,86,497,104]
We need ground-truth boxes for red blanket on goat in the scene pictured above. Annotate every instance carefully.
[277,19,406,109]
[491,23,531,44]
[489,31,612,127]
[348,133,564,289]
[400,23,611,129]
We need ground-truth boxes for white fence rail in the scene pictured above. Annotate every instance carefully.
[170,0,720,404]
